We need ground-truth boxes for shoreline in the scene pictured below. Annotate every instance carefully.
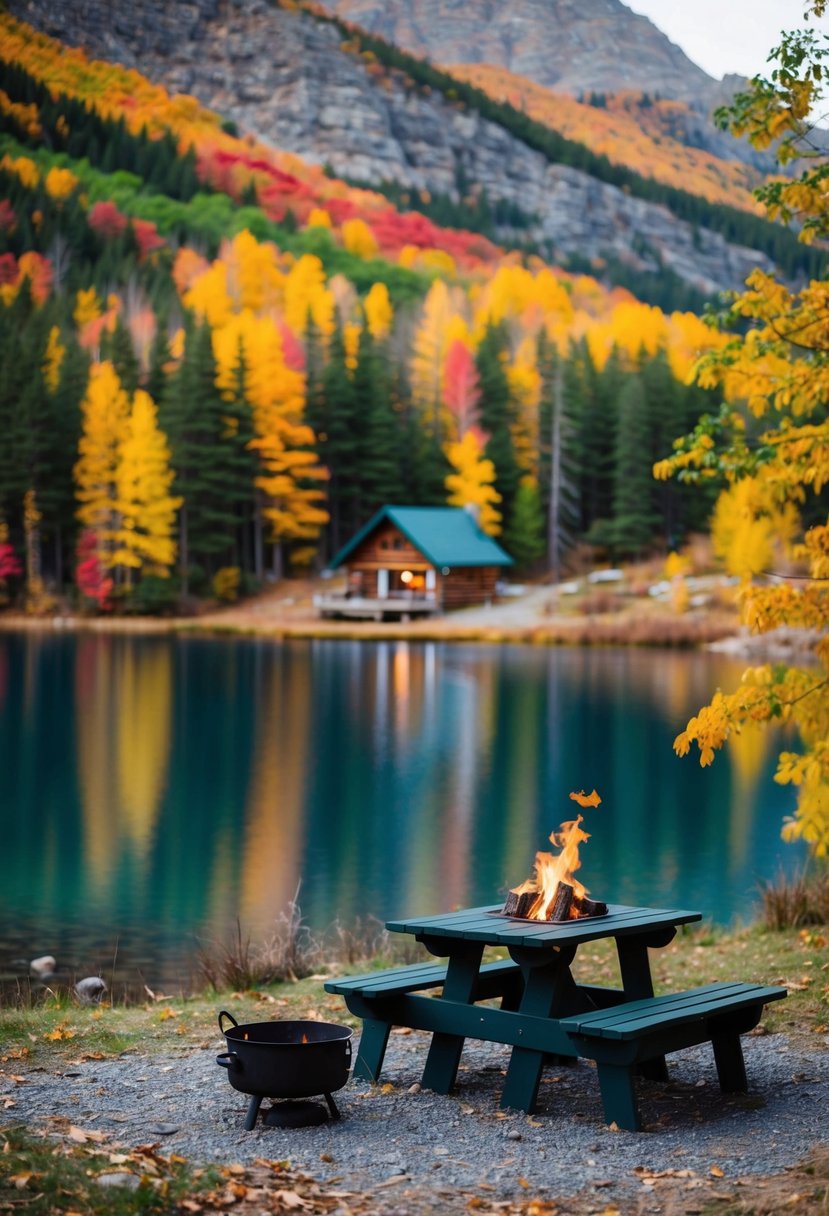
[0,606,740,648]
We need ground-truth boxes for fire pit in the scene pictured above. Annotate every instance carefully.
[216,1011,353,1130]
[501,794,607,922]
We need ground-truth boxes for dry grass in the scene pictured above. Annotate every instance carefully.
[759,866,829,930]
[196,901,323,989]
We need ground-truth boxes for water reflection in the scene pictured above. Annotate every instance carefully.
[0,632,805,989]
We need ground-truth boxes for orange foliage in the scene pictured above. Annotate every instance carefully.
[447,63,766,214]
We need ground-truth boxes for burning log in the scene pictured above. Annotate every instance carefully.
[548,881,574,922]
[574,896,608,918]
[503,889,537,919]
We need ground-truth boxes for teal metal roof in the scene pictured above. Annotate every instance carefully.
[328,506,513,569]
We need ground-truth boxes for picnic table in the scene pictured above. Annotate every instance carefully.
[325,903,787,1130]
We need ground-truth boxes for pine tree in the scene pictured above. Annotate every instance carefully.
[476,322,521,522]
[503,478,545,568]
[159,320,242,596]
[316,324,360,552]
[351,326,400,520]
[610,375,659,555]
[101,316,139,394]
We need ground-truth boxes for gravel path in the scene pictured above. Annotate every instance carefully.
[5,1029,828,1210]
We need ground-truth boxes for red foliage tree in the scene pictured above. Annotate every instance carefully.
[88,200,128,239]
[132,218,164,259]
[75,529,113,610]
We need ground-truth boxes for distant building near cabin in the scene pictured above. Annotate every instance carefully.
[314,506,513,621]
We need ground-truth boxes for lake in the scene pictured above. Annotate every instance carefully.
[0,631,805,993]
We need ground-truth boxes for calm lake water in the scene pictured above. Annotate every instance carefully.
[0,631,806,992]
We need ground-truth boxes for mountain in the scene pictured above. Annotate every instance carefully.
[319,0,776,174]
[318,0,714,101]
[6,0,816,304]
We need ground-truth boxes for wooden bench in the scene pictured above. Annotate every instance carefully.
[325,958,524,1082]
[559,980,787,1131]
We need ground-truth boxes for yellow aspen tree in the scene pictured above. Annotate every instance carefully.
[341,217,379,259]
[343,322,361,373]
[73,287,101,329]
[113,390,182,585]
[43,166,77,200]
[283,254,335,339]
[306,207,332,229]
[225,314,328,575]
[23,487,45,611]
[364,282,393,339]
[74,361,131,569]
[42,325,65,391]
[223,229,284,314]
[410,279,454,433]
[445,429,502,536]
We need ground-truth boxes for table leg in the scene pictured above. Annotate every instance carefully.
[500,951,578,1113]
[353,1018,392,1083]
[420,940,485,1095]
[615,936,668,1082]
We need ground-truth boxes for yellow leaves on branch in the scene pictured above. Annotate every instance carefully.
[710,476,799,580]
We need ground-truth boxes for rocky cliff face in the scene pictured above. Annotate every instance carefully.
[320,0,714,102]
[9,0,773,294]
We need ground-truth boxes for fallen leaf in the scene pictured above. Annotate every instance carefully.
[710,1165,725,1178]
[158,1008,179,1021]
[380,1082,395,1094]
[67,1126,108,1144]
[279,1190,313,1208]
[518,1176,531,1189]
[10,1173,32,1189]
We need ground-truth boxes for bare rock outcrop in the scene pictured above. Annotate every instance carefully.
[9,0,775,294]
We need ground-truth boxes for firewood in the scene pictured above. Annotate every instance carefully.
[579,897,607,918]
[548,881,573,922]
[503,889,536,918]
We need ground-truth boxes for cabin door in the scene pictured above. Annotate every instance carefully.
[425,569,436,597]
[377,569,389,599]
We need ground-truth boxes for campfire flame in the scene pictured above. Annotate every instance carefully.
[504,792,605,922]
[510,815,591,920]
[301,1033,309,1044]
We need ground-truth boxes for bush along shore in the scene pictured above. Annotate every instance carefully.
[2,879,829,1216]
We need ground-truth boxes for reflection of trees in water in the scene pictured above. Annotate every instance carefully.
[238,647,310,928]
[116,643,173,855]
[76,636,119,886]
[76,637,173,889]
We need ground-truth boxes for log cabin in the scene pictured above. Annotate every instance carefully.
[315,505,513,620]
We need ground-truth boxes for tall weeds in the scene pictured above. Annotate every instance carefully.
[759,867,829,930]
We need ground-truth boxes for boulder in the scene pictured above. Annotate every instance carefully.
[74,976,108,1004]
[29,955,57,978]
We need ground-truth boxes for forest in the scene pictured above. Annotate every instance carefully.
[0,9,726,613]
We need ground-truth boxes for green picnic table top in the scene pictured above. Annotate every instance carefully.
[385,903,702,948]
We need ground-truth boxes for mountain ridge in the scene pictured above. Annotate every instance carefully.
[6,0,809,301]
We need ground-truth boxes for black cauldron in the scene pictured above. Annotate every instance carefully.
[216,1010,353,1129]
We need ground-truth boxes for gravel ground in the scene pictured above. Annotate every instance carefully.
[5,1028,828,1210]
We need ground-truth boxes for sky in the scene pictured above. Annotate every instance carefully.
[628,1,827,81]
